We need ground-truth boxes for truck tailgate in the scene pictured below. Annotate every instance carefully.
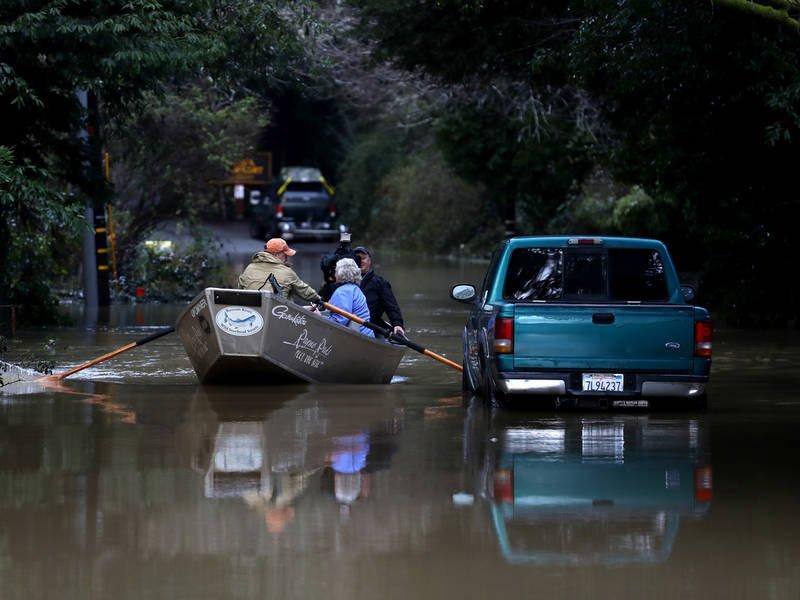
[282,192,330,221]
[513,305,695,372]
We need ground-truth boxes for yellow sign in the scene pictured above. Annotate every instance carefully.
[232,159,264,176]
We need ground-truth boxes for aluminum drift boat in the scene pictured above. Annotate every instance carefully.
[176,288,405,384]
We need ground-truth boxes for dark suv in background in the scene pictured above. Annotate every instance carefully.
[248,166,346,241]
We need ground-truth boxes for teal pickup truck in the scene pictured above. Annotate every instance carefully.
[451,237,712,408]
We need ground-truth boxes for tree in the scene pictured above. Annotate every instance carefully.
[108,84,267,265]
[0,0,205,177]
[713,0,800,30]
[349,1,602,232]
[350,0,800,323]
[0,0,206,319]
[0,1,312,319]
[0,147,83,321]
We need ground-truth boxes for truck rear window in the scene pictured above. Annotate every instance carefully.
[286,181,326,193]
[503,248,669,302]
[608,248,668,301]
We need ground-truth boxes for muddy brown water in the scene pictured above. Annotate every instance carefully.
[1,247,799,599]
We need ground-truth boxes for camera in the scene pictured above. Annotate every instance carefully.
[320,232,361,294]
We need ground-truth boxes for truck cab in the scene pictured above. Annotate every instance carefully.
[272,166,343,241]
[451,237,712,408]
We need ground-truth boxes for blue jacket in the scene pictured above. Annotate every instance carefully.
[327,283,375,338]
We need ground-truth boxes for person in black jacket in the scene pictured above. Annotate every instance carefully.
[353,246,405,337]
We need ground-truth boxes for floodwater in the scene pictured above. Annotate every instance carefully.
[1,242,799,599]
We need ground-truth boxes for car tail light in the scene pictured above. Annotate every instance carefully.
[494,317,513,353]
[329,203,337,218]
[275,204,284,218]
[694,321,713,358]
[494,469,513,504]
[694,466,713,503]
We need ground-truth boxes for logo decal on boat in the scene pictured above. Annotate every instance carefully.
[215,306,264,336]
[282,329,333,369]
[271,304,307,326]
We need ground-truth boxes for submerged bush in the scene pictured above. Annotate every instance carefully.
[117,226,226,302]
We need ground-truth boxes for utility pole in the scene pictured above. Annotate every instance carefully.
[504,197,517,238]
[77,90,110,308]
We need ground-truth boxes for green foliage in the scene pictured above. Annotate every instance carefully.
[199,0,315,97]
[0,1,313,320]
[610,187,677,240]
[337,127,405,234]
[546,181,677,241]
[0,0,210,320]
[336,123,504,253]
[368,146,503,255]
[118,226,226,302]
[351,0,570,84]
[0,146,84,322]
[547,194,616,236]
[570,0,800,322]
[435,102,595,232]
[350,0,800,324]
[0,0,207,174]
[108,84,267,264]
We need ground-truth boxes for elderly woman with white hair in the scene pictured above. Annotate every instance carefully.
[324,258,375,338]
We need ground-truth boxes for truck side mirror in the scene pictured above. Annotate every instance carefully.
[680,285,696,303]
[451,284,477,304]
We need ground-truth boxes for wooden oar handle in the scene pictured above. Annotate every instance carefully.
[321,301,369,326]
[422,349,463,371]
[320,301,463,372]
[50,342,137,381]
[44,326,176,381]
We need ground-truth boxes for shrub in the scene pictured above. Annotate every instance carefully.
[377,148,503,255]
[116,225,227,302]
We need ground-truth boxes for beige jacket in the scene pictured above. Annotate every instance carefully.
[238,252,321,303]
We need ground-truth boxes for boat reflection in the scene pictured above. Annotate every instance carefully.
[466,409,712,565]
[193,386,403,534]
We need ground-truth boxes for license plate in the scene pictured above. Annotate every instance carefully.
[582,373,624,392]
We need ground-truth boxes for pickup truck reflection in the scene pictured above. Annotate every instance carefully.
[477,415,712,565]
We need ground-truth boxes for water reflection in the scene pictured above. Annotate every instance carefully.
[9,378,800,599]
[188,387,405,543]
[463,406,712,565]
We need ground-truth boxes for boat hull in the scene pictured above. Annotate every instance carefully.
[176,288,405,384]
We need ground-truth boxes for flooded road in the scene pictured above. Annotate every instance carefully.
[2,241,799,599]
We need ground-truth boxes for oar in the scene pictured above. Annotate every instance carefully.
[42,326,175,381]
[319,302,463,372]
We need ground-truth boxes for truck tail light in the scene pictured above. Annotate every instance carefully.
[694,466,713,503]
[329,203,337,219]
[494,317,513,353]
[568,238,604,245]
[494,469,514,504]
[275,204,284,218]
[694,321,713,358]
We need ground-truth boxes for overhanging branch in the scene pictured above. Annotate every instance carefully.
[712,0,800,31]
